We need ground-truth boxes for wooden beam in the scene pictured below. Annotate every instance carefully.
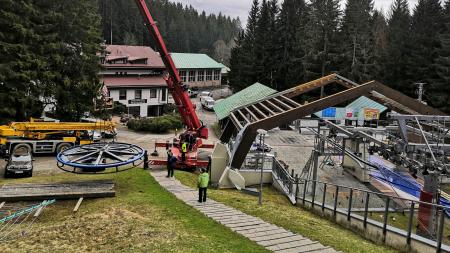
[73,197,84,212]
[257,102,275,115]
[266,100,284,112]
[272,97,293,110]
[280,95,300,107]
[244,107,259,121]
[251,105,267,119]
[230,112,243,130]
[34,206,44,217]
[0,180,115,201]
[237,109,251,124]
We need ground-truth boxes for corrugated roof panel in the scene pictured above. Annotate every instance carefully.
[171,53,224,69]
[347,96,387,113]
[213,83,276,120]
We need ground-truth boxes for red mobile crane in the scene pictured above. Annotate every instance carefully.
[134,0,211,169]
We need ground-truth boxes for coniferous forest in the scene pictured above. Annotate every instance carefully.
[230,0,450,113]
[0,0,449,123]
[0,0,240,123]
[99,0,241,63]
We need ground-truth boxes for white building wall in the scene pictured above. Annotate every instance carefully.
[109,87,168,117]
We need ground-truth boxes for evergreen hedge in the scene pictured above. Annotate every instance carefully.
[127,114,183,133]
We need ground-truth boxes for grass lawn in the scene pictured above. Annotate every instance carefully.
[0,169,269,253]
[175,170,399,253]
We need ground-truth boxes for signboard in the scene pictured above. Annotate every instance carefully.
[345,108,353,118]
[322,107,336,118]
[363,108,380,120]
[128,99,147,104]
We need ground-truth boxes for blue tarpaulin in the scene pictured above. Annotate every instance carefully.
[369,162,450,217]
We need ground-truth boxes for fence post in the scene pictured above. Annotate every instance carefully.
[322,183,327,212]
[383,198,390,240]
[406,202,415,245]
[295,174,299,201]
[333,186,339,217]
[302,179,308,205]
[347,188,353,221]
[363,192,370,228]
[436,208,445,253]
[312,180,316,208]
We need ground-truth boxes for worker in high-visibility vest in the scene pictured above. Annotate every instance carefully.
[198,168,209,202]
[181,142,187,161]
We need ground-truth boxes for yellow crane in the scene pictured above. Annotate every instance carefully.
[0,119,116,156]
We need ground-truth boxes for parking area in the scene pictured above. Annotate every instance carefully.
[0,99,220,179]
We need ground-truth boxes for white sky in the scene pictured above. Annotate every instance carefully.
[173,0,420,27]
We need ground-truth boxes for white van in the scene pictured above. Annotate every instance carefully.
[201,96,215,111]
[199,91,213,102]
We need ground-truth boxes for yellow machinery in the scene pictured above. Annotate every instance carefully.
[0,119,116,156]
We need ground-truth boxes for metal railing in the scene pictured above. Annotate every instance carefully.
[272,158,295,196]
[290,176,450,252]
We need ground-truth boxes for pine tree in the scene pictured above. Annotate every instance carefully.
[432,0,450,112]
[239,0,260,89]
[229,31,246,90]
[276,0,309,90]
[381,0,411,90]
[254,0,272,85]
[303,0,341,84]
[371,10,388,80]
[0,0,46,122]
[339,0,375,83]
[48,0,104,121]
[408,0,445,99]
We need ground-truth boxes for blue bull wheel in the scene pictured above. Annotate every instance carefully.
[56,142,145,174]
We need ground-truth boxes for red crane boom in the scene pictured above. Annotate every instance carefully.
[134,0,208,140]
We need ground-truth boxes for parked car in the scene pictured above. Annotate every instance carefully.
[199,91,213,102]
[188,88,199,98]
[101,130,117,139]
[88,130,102,142]
[201,96,215,111]
[120,114,132,123]
[4,152,34,177]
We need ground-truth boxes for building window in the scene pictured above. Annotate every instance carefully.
[213,70,220,80]
[188,70,196,82]
[150,89,157,98]
[135,89,142,99]
[179,70,187,82]
[161,88,167,101]
[119,89,126,100]
[197,70,205,81]
[206,70,212,81]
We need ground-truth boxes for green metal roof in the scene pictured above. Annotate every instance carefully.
[347,96,387,113]
[213,83,276,120]
[171,53,224,69]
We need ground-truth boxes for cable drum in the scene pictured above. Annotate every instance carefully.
[56,142,145,174]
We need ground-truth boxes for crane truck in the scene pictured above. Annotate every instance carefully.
[0,119,116,157]
[134,0,212,169]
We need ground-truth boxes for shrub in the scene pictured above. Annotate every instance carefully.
[112,101,127,115]
[127,113,183,133]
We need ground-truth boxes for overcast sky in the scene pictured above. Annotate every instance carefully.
[173,0,419,27]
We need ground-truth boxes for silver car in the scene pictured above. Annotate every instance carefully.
[4,152,33,177]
